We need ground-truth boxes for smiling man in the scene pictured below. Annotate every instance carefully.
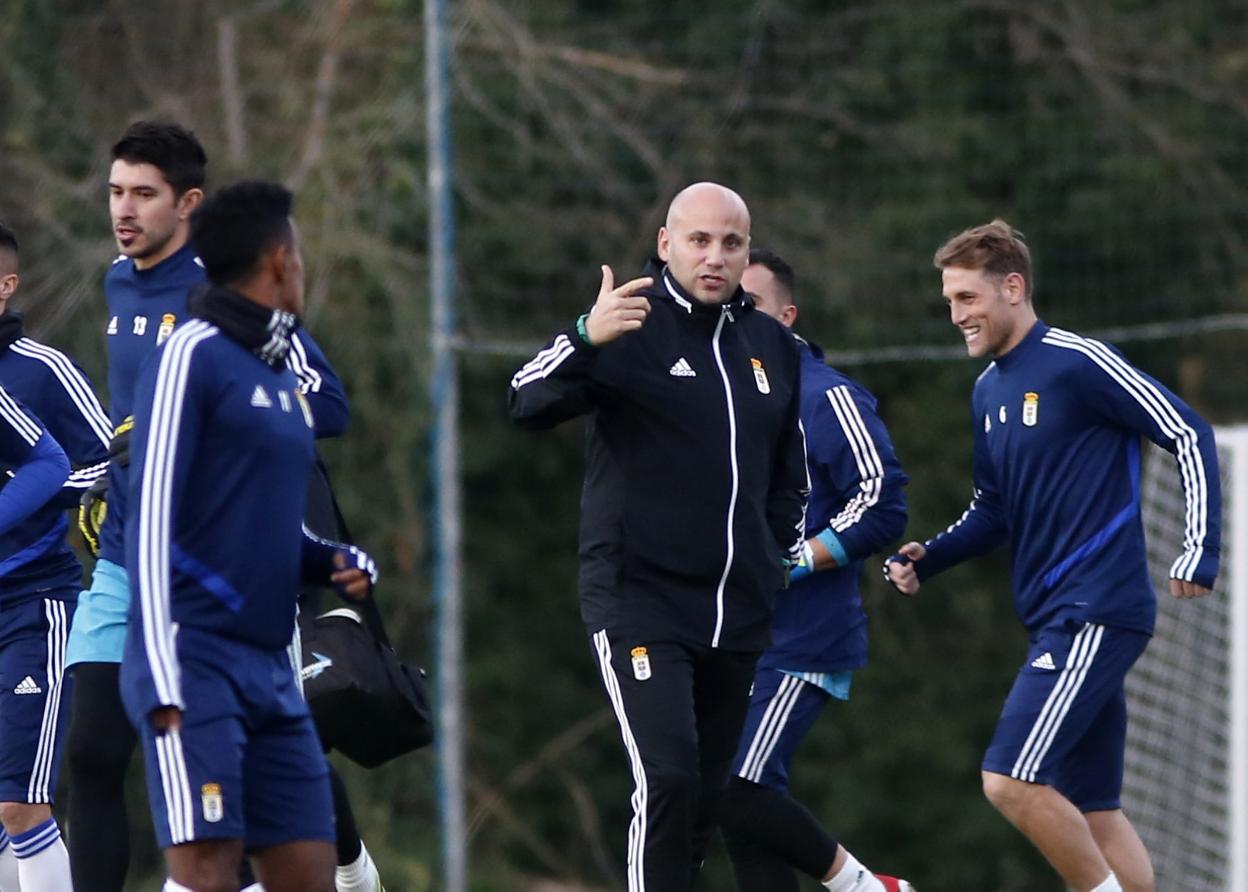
[885,219,1222,892]
[509,182,810,892]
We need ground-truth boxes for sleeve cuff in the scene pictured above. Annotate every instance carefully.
[814,528,849,566]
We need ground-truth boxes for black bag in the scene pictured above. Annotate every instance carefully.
[298,453,434,768]
[301,599,434,768]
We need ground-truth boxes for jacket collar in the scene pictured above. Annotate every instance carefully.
[793,332,825,363]
[0,312,23,352]
[190,284,300,368]
[640,258,751,318]
[993,319,1049,371]
[131,240,199,278]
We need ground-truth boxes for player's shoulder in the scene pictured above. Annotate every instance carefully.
[156,252,208,290]
[798,356,883,426]
[1037,325,1134,376]
[805,360,861,399]
[823,358,872,392]
[972,359,998,387]
[1039,325,1096,353]
[177,253,207,284]
[142,321,222,393]
[289,326,324,357]
[160,318,220,358]
[967,360,999,413]
[5,337,77,380]
[105,255,134,284]
[10,335,68,360]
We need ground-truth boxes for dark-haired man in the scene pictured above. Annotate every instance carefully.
[886,220,1221,892]
[718,250,912,892]
[0,226,110,890]
[510,183,809,892]
[64,121,352,892]
[65,123,213,890]
[121,179,376,892]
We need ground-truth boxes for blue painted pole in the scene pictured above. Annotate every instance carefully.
[423,0,465,887]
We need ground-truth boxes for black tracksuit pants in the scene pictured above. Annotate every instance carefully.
[590,627,759,892]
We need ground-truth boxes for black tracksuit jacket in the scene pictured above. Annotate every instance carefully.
[509,261,809,652]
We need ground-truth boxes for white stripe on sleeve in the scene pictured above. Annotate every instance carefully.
[286,332,324,395]
[1042,329,1209,580]
[825,385,885,533]
[0,386,42,446]
[138,321,216,710]
[510,335,577,390]
[65,460,110,491]
[11,339,112,446]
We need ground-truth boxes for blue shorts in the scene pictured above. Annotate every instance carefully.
[983,620,1149,812]
[731,668,831,791]
[0,594,75,803]
[65,559,129,667]
[123,628,333,851]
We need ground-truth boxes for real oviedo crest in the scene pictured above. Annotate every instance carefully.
[1023,392,1039,427]
[750,358,770,395]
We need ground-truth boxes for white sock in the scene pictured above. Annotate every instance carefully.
[0,831,20,892]
[823,849,884,892]
[336,842,382,891]
[1090,874,1123,892]
[239,885,265,891]
[10,818,70,892]
[164,880,194,892]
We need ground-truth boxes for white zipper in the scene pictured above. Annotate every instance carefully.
[710,305,739,647]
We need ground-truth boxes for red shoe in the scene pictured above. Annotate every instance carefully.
[875,876,915,892]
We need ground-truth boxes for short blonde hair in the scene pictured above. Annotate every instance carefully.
[934,219,1033,300]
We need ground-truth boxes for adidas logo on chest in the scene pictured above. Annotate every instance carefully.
[14,675,42,695]
[250,384,273,408]
[669,357,696,377]
[249,383,315,429]
[250,385,294,413]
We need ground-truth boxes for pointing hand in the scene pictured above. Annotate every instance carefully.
[583,265,653,346]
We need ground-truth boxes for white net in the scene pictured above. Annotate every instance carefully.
[1122,433,1242,890]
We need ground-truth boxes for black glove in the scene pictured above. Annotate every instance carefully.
[78,475,109,558]
[109,416,134,468]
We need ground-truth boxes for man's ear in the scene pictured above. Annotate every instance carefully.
[657,226,671,262]
[1003,272,1027,305]
[177,188,204,221]
[0,273,17,302]
[269,242,292,284]
[782,304,798,327]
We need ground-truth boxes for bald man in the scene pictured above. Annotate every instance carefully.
[510,183,809,891]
